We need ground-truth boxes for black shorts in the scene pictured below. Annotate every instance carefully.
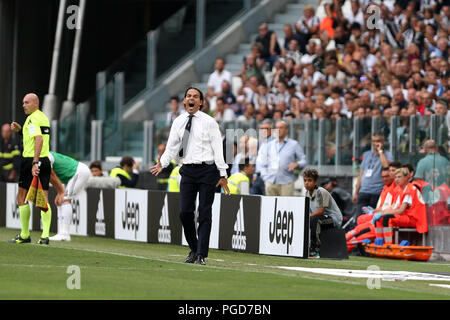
[18,157,51,190]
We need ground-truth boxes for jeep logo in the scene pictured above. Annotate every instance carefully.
[269,198,294,254]
[122,200,139,239]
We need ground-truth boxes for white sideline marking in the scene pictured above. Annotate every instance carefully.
[429,284,450,289]
[274,266,450,282]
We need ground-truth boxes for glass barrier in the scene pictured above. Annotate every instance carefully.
[56,105,92,161]
[103,121,144,160]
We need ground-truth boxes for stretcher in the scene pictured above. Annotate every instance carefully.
[361,243,434,261]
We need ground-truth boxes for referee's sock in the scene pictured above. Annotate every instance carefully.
[40,204,52,239]
[19,204,31,239]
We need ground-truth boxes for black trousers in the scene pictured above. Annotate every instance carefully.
[179,163,220,258]
[310,214,335,254]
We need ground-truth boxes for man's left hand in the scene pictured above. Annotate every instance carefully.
[288,162,299,172]
[149,162,163,176]
[216,178,230,195]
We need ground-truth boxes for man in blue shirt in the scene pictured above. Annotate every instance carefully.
[257,120,307,196]
[353,133,393,220]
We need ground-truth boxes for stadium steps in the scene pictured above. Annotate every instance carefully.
[164,0,317,111]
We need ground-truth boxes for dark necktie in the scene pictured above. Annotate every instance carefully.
[179,114,194,157]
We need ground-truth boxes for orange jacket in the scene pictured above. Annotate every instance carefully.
[395,183,428,233]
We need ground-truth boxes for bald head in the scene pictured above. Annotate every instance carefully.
[423,139,437,152]
[22,93,40,115]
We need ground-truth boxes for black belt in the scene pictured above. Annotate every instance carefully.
[184,161,215,167]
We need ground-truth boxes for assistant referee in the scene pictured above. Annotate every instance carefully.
[150,87,230,265]
[9,93,52,245]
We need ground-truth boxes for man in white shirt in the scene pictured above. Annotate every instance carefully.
[207,57,232,99]
[150,87,230,266]
[359,44,378,74]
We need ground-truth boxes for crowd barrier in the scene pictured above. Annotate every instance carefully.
[0,183,311,259]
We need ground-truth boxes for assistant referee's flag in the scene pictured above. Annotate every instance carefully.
[25,176,48,212]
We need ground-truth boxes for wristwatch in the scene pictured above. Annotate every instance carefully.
[32,161,41,167]
[378,149,384,154]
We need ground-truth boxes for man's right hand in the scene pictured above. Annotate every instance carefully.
[352,193,358,204]
[11,122,21,133]
[149,162,163,176]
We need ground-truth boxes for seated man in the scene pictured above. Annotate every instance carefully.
[345,167,399,252]
[227,158,255,195]
[303,168,343,258]
[372,168,428,245]
[110,156,139,188]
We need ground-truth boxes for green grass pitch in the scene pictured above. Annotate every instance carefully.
[1,227,449,300]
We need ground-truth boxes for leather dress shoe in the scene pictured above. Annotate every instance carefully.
[195,255,206,265]
[184,251,197,263]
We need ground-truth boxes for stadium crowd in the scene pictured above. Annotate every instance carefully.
[190,0,450,127]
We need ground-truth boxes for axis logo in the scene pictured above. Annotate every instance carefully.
[121,191,139,239]
[232,198,246,250]
[95,190,106,236]
[269,198,294,254]
[158,195,171,243]
[71,199,80,233]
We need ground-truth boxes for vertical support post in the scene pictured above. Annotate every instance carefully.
[306,118,314,165]
[196,0,205,50]
[318,118,326,166]
[143,120,154,168]
[430,114,437,142]
[96,71,106,121]
[114,72,124,122]
[90,120,103,162]
[390,116,398,160]
[353,117,360,167]
[335,117,342,167]
[51,120,58,152]
[409,114,416,155]
[146,30,157,90]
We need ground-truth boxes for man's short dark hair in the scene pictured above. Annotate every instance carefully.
[90,160,102,170]
[238,157,252,172]
[303,168,319,181]
[120,156,135,168]
[170,96,179,102]
[389,161,402,169]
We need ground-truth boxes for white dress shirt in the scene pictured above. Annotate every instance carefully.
[207,70,232,94]
[160,110,229,177]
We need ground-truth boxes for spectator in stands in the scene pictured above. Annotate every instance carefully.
[303,168,343,258]
[213,97,235,122]
[353,133,393,219]
[295,4,320,49]
[89,160,106,177]
[238,55,266,87]
[415,139,450,186]
[254,23,281,69]
[166,96,183,125]
[257,120,307,196]
[372,167,428,245]
[231,135,249,175]
[206,57,232,102]
[110,156,139,188]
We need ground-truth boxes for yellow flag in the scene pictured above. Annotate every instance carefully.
[25,176,48,212]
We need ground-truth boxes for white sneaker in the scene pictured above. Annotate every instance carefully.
[49,233,71,241]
